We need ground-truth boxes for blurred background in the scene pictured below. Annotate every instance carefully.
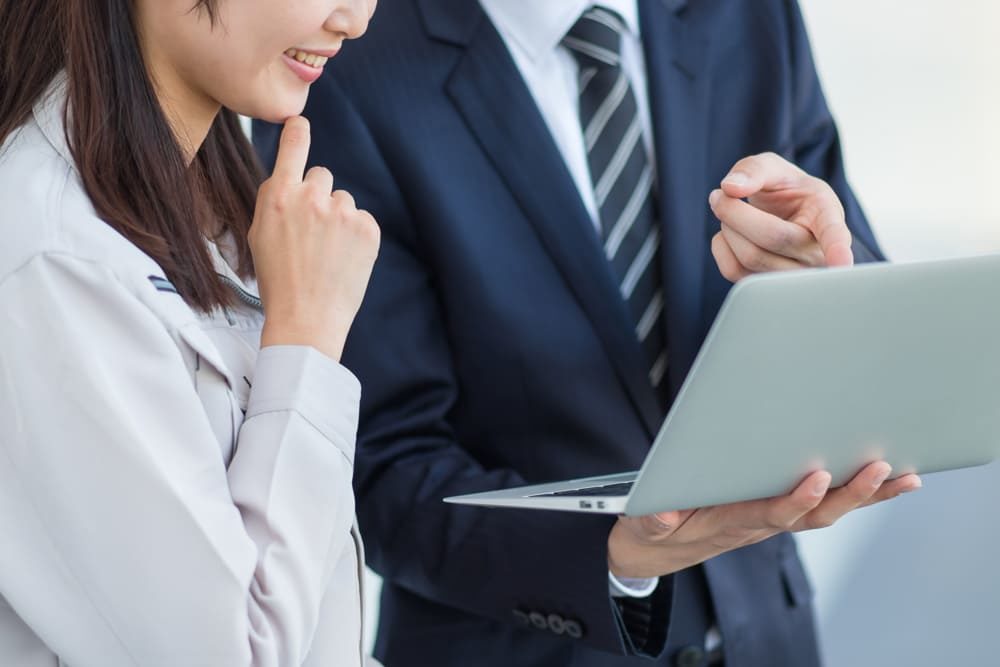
[793,1,1000,665]
[352,1,1000,663]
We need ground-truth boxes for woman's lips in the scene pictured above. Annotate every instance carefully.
[282,47,338,84]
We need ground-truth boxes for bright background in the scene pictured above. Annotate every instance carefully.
[792,1,1000,664]
[339,2,1000,663]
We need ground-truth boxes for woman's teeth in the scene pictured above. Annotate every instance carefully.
[284,48,329,69]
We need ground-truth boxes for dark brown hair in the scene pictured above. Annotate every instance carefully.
[0,0,261,311]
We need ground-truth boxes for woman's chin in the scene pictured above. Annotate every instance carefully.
[237,91,309,125]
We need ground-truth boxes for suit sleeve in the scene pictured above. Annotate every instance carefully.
[253,76,667,657]
[784,0,885,263]
[0,253,361,665]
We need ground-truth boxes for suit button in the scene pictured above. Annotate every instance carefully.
[547,613,565,635]
[675,645,705,667]
[563,619,584,639]
[512,609,529,626]
[528,611,548,630]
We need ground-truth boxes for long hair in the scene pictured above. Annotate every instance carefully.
[0,0,262,311]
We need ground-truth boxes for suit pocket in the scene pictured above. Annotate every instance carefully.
[779,549,814,608]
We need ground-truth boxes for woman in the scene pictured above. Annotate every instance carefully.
[0,0,379,664]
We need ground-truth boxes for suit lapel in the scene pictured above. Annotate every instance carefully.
[426,1,663,436]
[639,0,715,389]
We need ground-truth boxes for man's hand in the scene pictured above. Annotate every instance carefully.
[709,152,854,282]
[607,462,921,579]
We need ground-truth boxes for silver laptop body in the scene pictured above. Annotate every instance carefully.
[445,254,1000,516]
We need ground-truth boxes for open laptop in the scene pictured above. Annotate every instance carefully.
[445,254,1000,517]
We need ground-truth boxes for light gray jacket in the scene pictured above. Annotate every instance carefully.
[0,75,370,666]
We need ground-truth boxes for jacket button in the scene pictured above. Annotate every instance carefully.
[675,645,705,667]
[528,611,548,630]
[547,613,565,635]
[563,619,584,639]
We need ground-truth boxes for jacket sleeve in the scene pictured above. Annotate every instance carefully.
[783,0,885,263]
[254,77,658,658]
[0,253,360,666]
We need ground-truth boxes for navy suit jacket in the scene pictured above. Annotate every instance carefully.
[255,1,883,665]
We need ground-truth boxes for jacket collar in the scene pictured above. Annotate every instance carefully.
[438,2,669,435]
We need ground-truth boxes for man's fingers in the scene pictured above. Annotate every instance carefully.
[718,153,855,268]
[720,152,807,200]
[711,232,751,282]
[272,116,312,184]
[732,471,831,533]
[620,510,686,542]
[794,462,890,530]
[766,470,831,529]
[821,237,854,268]
[804,196,854,268]
[710,190,821,263]
[720,225,806,273]
[861,473,922,507]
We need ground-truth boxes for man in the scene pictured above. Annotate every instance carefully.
[254,1,920,664]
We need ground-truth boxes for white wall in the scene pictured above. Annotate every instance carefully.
[799,0,1000,260]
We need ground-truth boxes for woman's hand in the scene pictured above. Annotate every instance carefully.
[250,116,380,361]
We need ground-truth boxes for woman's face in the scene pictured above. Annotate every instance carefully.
[137,0,376,124]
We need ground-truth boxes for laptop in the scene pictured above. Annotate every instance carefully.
[445,254,1000,517]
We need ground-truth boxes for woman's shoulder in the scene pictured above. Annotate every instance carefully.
[0,117,164,298]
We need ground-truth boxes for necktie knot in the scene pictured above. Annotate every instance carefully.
[563,6,628,69]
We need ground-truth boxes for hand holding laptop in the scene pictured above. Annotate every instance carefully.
[608,461,921,579]
[613,154,921,579]
[448,157,997,578]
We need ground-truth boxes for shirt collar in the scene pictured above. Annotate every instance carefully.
[479,0,640,64]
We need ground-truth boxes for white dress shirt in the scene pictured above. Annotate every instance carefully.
[479,0,655,230]
[478,0,659,599]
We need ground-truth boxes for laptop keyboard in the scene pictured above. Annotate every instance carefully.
[531,481,635,498]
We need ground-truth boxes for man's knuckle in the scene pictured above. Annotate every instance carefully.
[770,225,798,252]
[766,510,796,531]
[806,513,834,530]
[739,247,768,272]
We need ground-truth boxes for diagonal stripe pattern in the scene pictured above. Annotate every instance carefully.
[563,6,670,394]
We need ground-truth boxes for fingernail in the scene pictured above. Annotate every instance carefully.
[653,513,673,530]
[708,189,721,207]
[872,468,891,488]
[723,171,749,187]
[813,475,831,496]
[901,478,923,493]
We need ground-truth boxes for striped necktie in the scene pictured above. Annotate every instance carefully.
[563,6,669,396]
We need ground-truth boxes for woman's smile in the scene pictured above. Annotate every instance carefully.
[282,46,339,83]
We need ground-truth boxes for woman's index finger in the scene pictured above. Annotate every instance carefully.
[271,116,311,184]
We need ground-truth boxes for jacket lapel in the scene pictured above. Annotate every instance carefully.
[421,0,663,436]
[639,0,715,389]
